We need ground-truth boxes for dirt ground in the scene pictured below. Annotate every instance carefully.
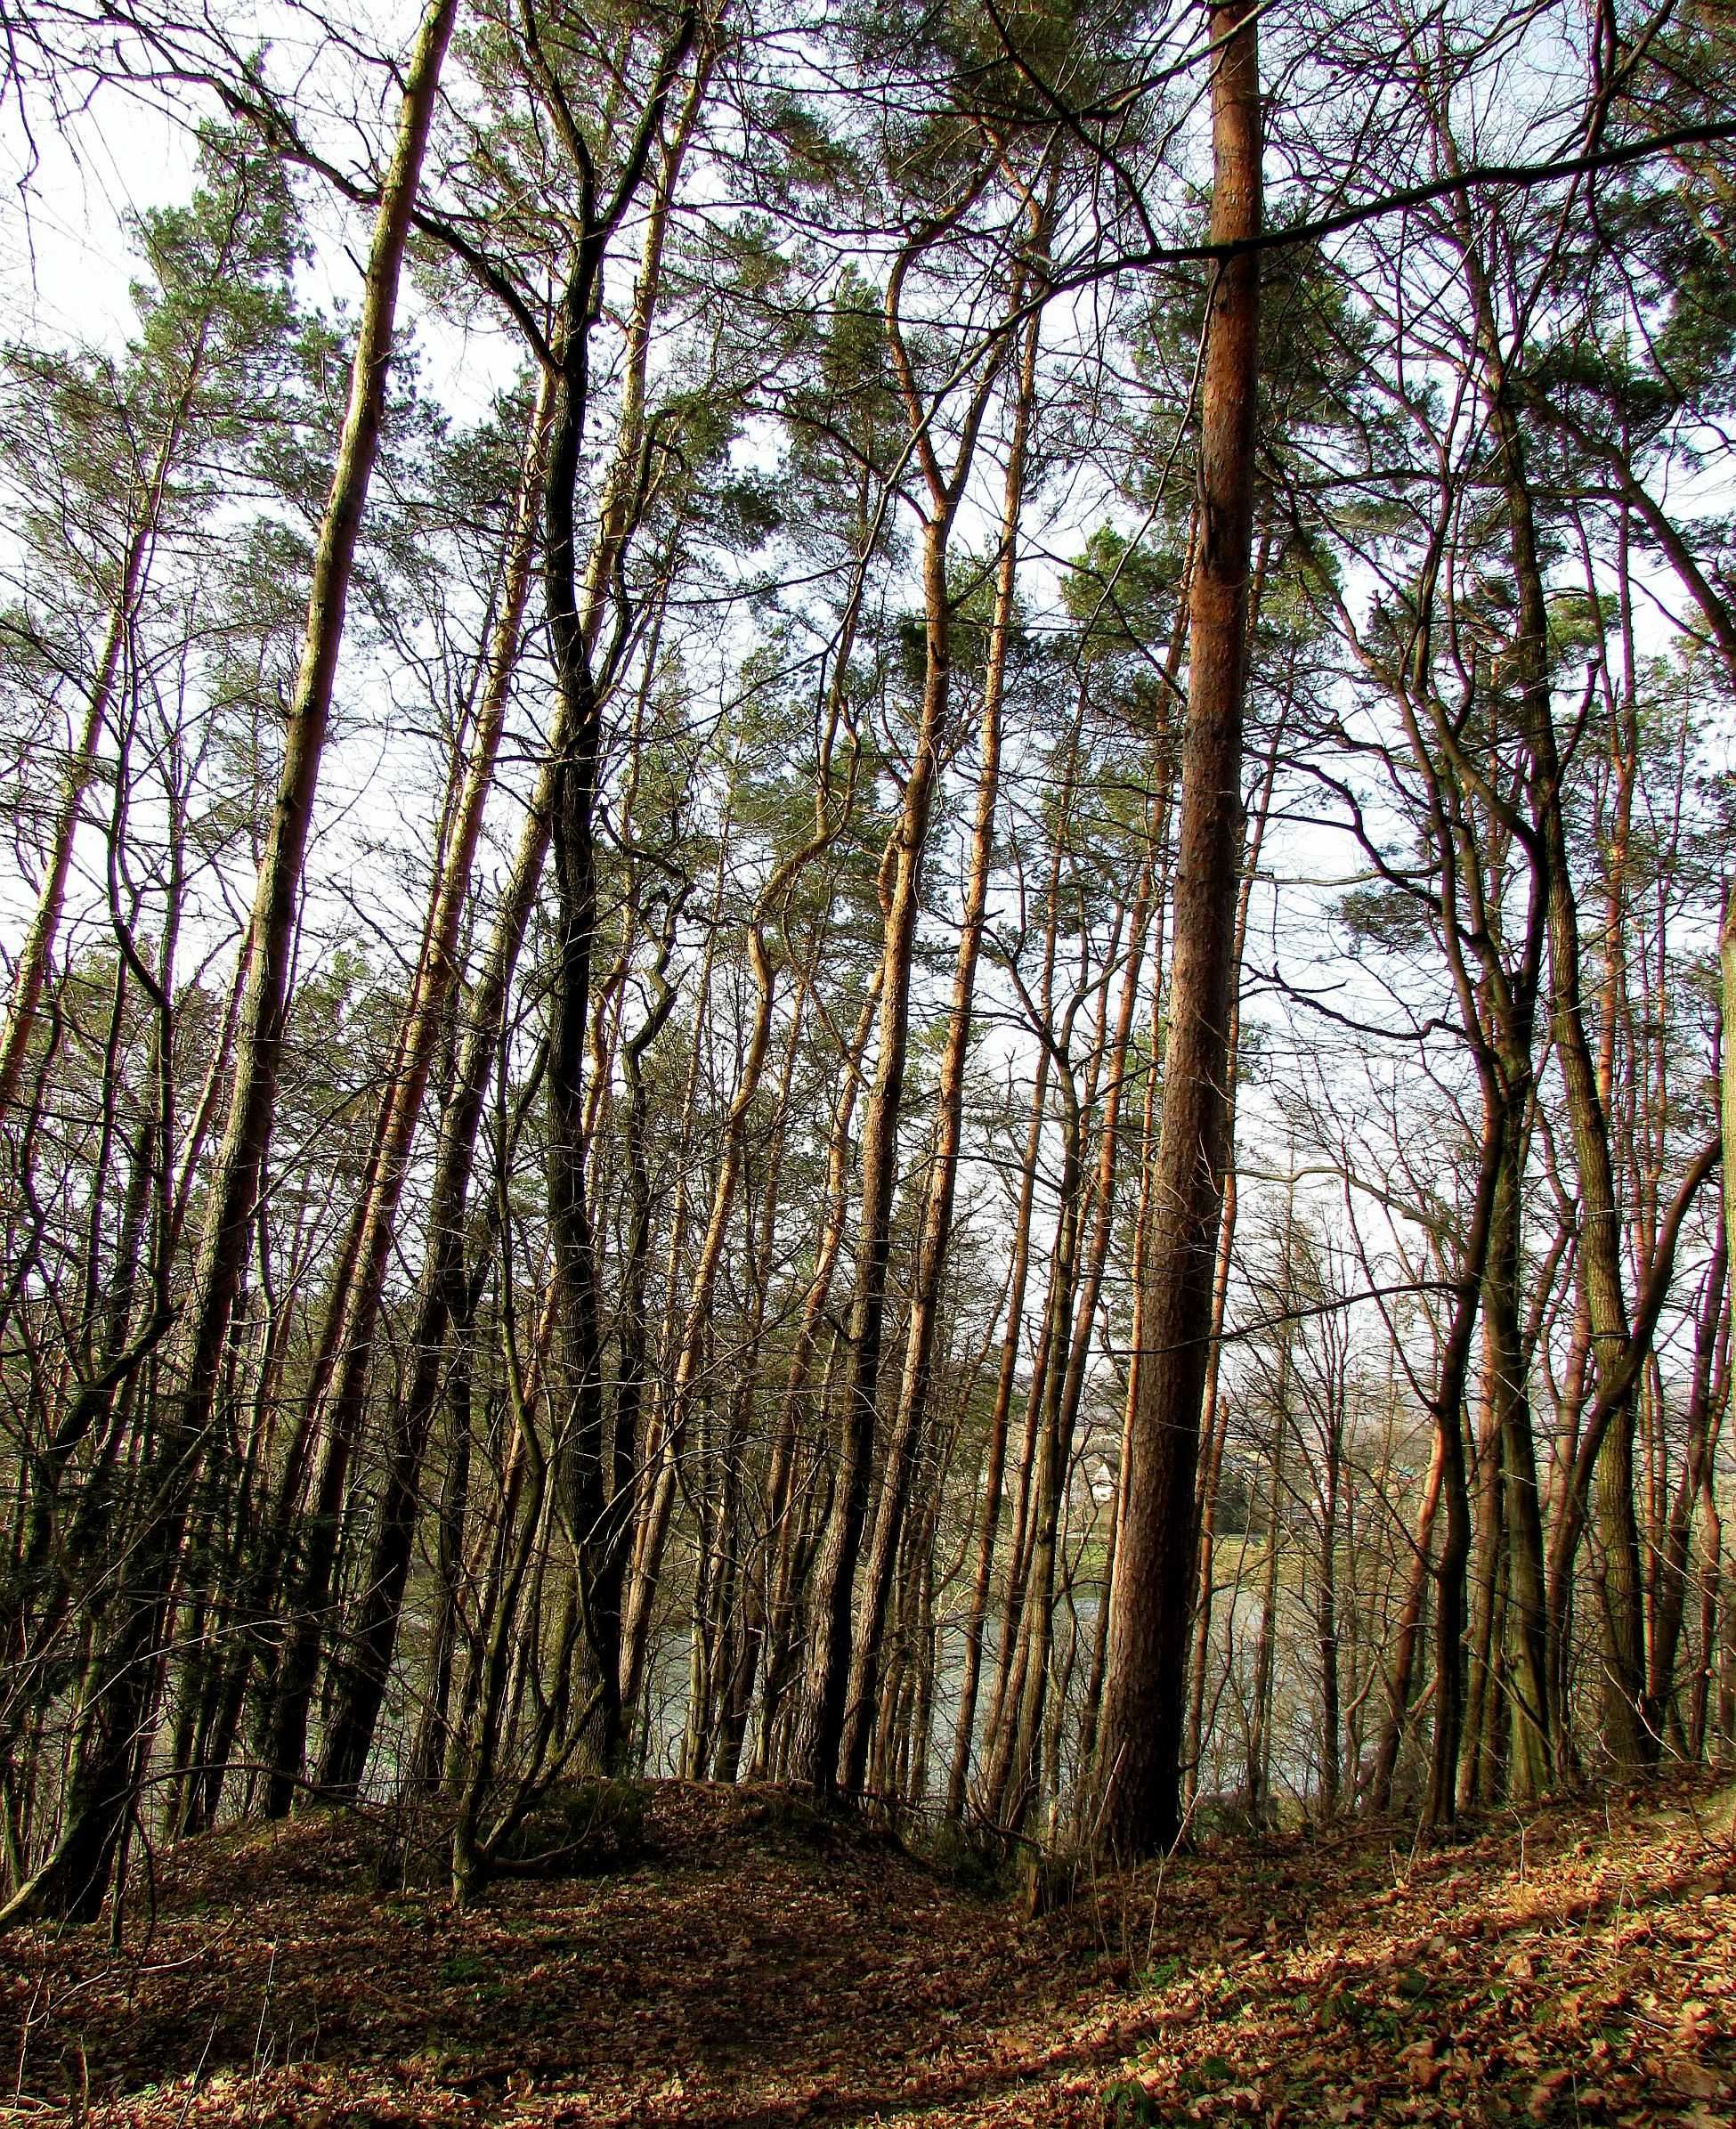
[4,1777,1733,2125]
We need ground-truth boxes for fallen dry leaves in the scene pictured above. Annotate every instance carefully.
[2,1777,1732,2126]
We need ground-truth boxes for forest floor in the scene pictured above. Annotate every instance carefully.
[3,1775,1734,2127]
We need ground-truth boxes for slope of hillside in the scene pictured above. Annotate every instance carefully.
[5,1779,1732,2126]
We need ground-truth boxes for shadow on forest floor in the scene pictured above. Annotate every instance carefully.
[4,1776,1735,2126]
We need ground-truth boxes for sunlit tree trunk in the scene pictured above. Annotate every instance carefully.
[1093,0,1261,1857]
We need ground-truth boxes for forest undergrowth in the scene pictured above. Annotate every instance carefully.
[4,1777,1732,2128]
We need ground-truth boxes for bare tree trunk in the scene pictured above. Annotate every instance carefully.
[0,225,247,1132]
[1092,0,1261,1857]
[623,680,854,1737]
[946,761,1071,1818]
[1423,1144,1500,1828]
[1724,889,1736,1415]
[1246,1178,1296,1825]
[1316,1369,1344,1816]
[986,1054,1090,1826]
[1456,215,1649,1767]
[840,248,1045,1795]
[274,378,551,1805]
[792,513,948,1796]
[0,0,456,1931]
[1367,1409,1446,1814]
[1457,1335,1504,1811]
[1184,708,1278,1802]
[794,199,1018,1795]
[514,18,700,1783]
[1650,1239,1726,1747]
[994,860,1151,1827]
[620,821,729,1711]
[749,973,881,1776]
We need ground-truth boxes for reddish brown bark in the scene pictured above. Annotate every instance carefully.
[1092,0,1262,1857]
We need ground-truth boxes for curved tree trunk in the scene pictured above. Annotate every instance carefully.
[840,247,1045,1796]
[0,0,456,1930]
[271,378,551,1805]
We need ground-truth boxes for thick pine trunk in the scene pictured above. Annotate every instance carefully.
[1092,0,1261,1857]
